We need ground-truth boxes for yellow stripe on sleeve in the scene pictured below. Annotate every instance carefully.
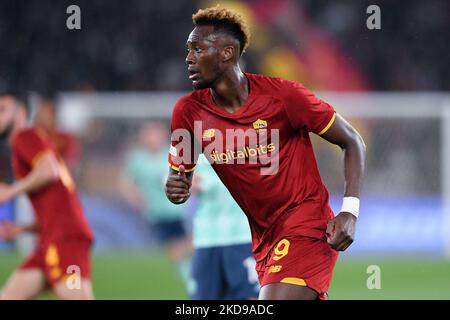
[318,112,336,135]
[168,163,196,173]
[280,277,307,286]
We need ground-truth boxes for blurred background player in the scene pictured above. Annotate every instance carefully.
[119,120,193,292]
[190,154,259,299]
[14,93,82,258]
[0,91,94,300]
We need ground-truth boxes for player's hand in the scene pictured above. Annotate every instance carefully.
[165,166,192,204]
[326,212,356,251]
[0,221,23,240]
[0,183,14,204]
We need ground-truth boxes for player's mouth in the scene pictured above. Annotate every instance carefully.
[188,69,200,80]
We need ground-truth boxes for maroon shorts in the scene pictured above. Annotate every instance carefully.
[256,236,339,300]
[20,238,92,286]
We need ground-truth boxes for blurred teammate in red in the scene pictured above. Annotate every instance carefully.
[0,91,94,300]
[165,7,366,300]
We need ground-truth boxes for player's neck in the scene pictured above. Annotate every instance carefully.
[210,66,249,113]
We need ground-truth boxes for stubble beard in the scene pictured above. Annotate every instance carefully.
[192,79,212,90]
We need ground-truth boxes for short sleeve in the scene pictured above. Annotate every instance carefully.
[281,80,336,135]
[12,129,53,167]
[168,98,200,172]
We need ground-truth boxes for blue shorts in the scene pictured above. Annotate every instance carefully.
[191,243,260,300]
[152,219,187,244]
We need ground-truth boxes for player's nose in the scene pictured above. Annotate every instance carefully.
[185,51,195,65]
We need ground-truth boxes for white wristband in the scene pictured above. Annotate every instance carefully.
[340,197,360,218]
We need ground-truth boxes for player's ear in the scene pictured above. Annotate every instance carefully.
[222,45,235,62]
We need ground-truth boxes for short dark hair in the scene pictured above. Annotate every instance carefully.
[0,90,30,114]
[192,6,250,56]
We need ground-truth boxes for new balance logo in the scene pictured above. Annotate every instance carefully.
[268,265,282,274]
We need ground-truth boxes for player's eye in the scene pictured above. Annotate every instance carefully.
[195,47,202,53]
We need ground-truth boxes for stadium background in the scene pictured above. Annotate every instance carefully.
[1,0,449,299]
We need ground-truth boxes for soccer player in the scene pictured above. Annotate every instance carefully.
[119,121,192,292]
[190,154,259,299]
[165,7,366,300]
[0,91,94,300]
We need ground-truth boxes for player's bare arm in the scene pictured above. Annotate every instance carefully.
[165,165,193,204]
[0,152,60,204]
[0,221,38,240]
[320,113,366,251]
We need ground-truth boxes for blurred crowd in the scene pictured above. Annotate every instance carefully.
[0,0,448,93]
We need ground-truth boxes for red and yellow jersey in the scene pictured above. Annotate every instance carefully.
[168,73,336,264]
[11,128,93,243]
